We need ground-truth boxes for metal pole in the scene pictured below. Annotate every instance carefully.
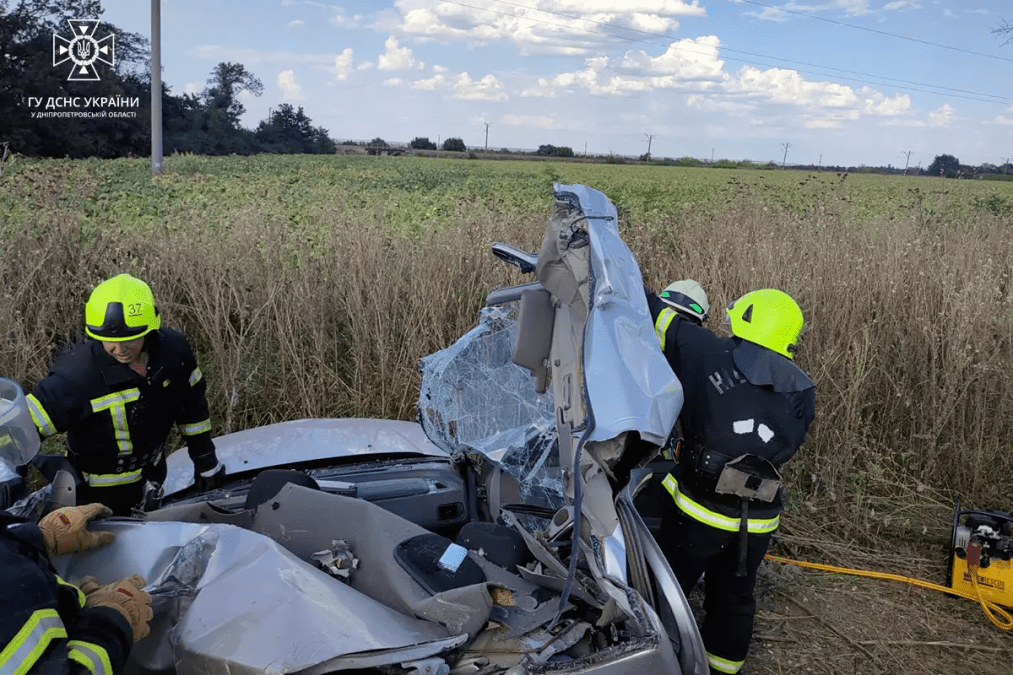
[151,0,162,175]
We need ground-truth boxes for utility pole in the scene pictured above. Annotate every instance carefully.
[484,122,490,151]
[150,0,162,175]
[711,147,715,164]
[1002,157,1010,176]
[644,133,655,159]
[780,142,791,167]
[902,150,913,175]
[818,153,823,170]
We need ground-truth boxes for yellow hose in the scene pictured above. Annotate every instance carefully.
[764,553,1013,631]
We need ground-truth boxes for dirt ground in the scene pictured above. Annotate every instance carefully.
[697,544,1013,675]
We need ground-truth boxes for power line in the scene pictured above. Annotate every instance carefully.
[440,0,1011,105]
[737,0,1013,64]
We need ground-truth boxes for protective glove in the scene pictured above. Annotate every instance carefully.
[38,503,115,556]
[82,574,153,641]
[193,462,226,492]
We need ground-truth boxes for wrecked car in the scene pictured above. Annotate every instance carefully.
[30,183,708,675]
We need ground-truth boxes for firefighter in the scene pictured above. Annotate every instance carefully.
[1,377,153,675]
[654,289,815,675]
[26,274,226,516]
[635,279,712,534]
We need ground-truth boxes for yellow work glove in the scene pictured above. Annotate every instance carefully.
[82,574,153,641]
[38,503,115,556]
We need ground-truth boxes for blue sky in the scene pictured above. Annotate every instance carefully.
[96,0,1013,167]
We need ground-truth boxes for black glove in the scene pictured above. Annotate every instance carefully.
[193,463,227,492]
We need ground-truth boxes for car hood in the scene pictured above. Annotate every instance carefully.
[164,418,448,496]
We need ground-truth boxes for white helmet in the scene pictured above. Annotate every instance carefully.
[659,279,709,324]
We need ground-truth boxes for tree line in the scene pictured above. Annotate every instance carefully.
[1,0,335,158]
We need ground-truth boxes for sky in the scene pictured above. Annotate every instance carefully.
[92,0,1013,168]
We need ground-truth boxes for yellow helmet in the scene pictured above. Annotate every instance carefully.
[84,274,161,341]
[725,289,803,359]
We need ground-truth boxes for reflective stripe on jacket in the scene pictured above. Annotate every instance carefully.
[662,474,780,534]
[27,328,219,482]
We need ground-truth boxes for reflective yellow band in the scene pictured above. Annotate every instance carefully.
[90,389,140,457]
[181,419,211,436]
[56,576,86,608]
[68,641,113,675]
[25,394,57,438]
[82,468,143,487]
[654,307,677,352]
[708,652,745,674]
[188,367,203,386]
[662,474,779,534]
[0,608,67,675]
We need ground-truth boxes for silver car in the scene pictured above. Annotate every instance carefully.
[47,183,708,675]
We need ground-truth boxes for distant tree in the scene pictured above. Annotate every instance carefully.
[442,137,466,152]
[536,144,574,158]
[203,62,263,127]
[254,103,334,154]
[926,154,961,178]
[994,18,1013,45]
[410,136,437,150]
[366,137,388,155]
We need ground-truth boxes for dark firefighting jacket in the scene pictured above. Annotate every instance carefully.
[0,511,132,675]
[25,329,217,489]
[648,293,815,534]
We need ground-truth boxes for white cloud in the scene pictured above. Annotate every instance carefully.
[277,70,305,101]
[378,35,424,71]
[332,48,354,81]
[685,94,755,113]
[411,73,446,91]
[621,36,725,81]
[393,0,705,56]
[834,0,870,15]
[184,82,199,95]
[383,77,404,87]
[503,114,555,129]
[410,70,509,101]
[452,72,508,101]
[288,19,304,28]
[995,116,1013,126]
[521,78,558,98]
[330,8,362,27]
[883,1,921,10]
[928,103,956,127]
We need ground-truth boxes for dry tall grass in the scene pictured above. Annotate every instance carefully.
[2,173,1011,552]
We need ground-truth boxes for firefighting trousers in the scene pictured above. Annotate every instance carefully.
[657,507,772,675]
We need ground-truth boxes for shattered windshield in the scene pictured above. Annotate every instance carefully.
[417,304,563,508]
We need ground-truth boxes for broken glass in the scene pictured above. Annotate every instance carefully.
[418,304,563,509]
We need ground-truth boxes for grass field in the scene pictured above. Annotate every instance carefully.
[5,152,1013,673]
[4,152,1013,546]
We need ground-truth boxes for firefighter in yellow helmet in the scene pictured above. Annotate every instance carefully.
[26,274,225,516]
[654,288,815,675]
[1,377,153,675]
